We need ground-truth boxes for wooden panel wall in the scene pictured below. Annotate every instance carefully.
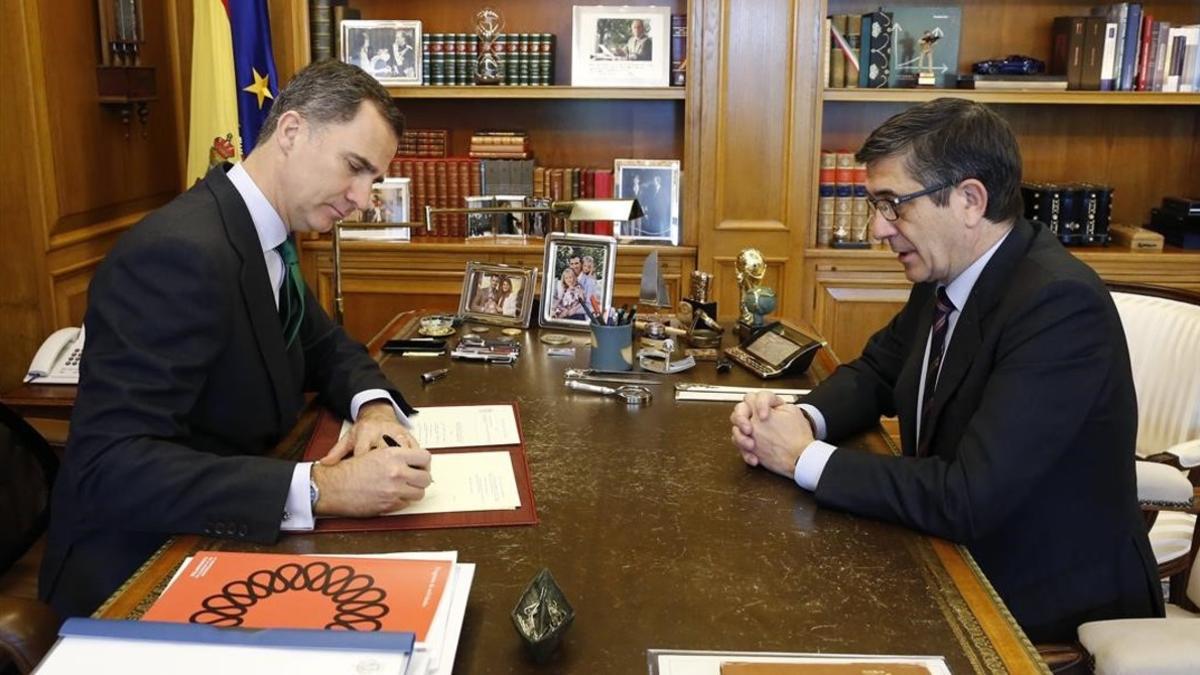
[694,0,823,322]
[0,0,185,389]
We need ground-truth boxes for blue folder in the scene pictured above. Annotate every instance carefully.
[60,618,416,653]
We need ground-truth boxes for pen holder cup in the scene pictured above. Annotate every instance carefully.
[589,323,634,371]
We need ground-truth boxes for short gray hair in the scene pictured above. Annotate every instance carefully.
[255,60,404,149]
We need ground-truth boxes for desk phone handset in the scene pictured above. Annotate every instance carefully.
[724,320,825,379]
[26,326,86,384]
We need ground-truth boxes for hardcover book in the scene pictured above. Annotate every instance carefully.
[865,10,893,88]
[888,6,961,88]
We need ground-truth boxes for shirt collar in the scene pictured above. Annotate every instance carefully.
[942,227,1011,311]
[226,162,289,252]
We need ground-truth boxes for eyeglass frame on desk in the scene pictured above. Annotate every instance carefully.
[330,198,645,325]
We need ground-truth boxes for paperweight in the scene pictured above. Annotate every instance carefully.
[511,568,574,663]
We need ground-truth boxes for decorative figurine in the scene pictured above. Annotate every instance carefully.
[735,248,767,328]
[917,28,943,87]
[474,7,504,84]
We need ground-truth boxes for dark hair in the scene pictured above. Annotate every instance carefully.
[854,98,1022,223]
[255,60,404,149]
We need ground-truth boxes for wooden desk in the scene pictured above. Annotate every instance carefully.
[27,313,1046,673]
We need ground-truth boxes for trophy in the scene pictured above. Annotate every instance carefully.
[735,248,773,337]
[474,7,505,85]
[916,28,943,87]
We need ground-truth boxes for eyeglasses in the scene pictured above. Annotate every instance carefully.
[866,182,955,222]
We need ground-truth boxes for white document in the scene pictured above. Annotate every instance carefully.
[37,633,410,675]
[385,451,521,516]
[327,551,475,675]
[339,404,520,449]
[674,384,810,403]
[676,391,803,403]
[651,650,951,675]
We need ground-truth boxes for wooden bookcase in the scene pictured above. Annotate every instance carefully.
[275,0,696,343]
[806,0,1200,359]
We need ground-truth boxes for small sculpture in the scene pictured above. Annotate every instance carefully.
[474,7,505,84]
[917,27,943,87]
[735,248,767,326]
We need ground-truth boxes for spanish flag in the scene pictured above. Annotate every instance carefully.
[185,0,279,185]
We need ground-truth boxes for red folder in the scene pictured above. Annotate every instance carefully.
[299,403,538,533]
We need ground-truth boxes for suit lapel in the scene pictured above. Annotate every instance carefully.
[895,284,935,455]
[203,164,298,428]
[922,219,1037,450]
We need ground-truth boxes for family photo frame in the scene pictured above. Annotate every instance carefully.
[458,262,538,328]
[340,177,412,241]
[613,159,681,244]
[571,5,671,87]
[340,19,423,86]
[539,232,618,331]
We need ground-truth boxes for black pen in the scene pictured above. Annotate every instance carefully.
[421,367,449,383]
[383,433,432,479]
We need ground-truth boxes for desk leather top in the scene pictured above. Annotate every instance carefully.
[95,313,1043,673]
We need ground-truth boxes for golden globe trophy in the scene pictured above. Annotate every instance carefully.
[474,7,505,85]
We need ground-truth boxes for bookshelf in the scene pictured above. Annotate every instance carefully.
[806,0,1200,359]
[386,85,686,100]
[281,0,696,342]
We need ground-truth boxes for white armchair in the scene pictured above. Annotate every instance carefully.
[1077,549,1200,675]
[1110,285,1200,602]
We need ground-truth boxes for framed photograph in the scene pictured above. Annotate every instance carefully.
[539,232,618,331]
[341,177,412,241]
[458,262,538,328]
[613,159,681,244]
[340,20,422,86]
[571,5,670,87]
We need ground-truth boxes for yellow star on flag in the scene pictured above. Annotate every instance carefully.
[242,67,274,109]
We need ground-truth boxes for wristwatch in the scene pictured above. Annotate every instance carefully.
[309,476,320,510]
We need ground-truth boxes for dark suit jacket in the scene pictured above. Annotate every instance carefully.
[801,218,1162,642]
[40,165,414,618]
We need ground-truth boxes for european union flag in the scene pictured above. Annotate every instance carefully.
[229,0,279,155]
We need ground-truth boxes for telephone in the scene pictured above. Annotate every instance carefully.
[25,326,85,384]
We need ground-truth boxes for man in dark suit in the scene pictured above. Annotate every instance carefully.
[40,61,433,618]
[730,98,1162,643]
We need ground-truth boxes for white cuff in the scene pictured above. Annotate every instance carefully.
[281,461,315,531]
[793,440,837,491]
[350,389,413,427]
[796,403,828,441]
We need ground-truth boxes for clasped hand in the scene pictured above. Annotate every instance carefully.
[312,401,432,517]
[729,391,815,478]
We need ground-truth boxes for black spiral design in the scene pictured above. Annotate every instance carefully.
[189,561,390,631]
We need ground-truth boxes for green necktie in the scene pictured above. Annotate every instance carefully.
[276,237,306,349]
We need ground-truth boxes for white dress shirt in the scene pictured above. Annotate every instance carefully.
[793,229,1012,490]
[226,163,411,530]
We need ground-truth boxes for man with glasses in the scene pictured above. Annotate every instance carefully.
[730,98,1161,642]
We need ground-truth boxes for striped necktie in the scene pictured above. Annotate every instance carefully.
[917,286,955,457]
[276,237,305,349]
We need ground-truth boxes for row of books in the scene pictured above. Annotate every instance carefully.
[397,129,449,159]
[468,130,531,160]
[826,7,963,89]
[423,33,555,87]
[383,158,622,238]
[1055,7,1200,92]
[816,151,872,248]
[309,0,358,63]
[1021,182,1114,246]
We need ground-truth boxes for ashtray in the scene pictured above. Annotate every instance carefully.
[539,333,572,346]
[511,568,574,663]
[419,315,456,337]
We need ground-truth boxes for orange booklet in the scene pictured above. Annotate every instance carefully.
[142,551,451,641]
